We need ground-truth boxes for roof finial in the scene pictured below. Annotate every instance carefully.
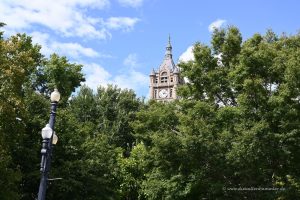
[167,34,172,48]
[165,34,172,58]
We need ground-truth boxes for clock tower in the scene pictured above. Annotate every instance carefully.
[149,36,184,101]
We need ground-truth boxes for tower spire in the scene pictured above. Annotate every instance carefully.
[165,34,172,58]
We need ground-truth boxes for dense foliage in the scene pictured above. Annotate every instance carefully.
[0,23,299,199]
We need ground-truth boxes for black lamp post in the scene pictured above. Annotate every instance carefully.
[37,89,60,200]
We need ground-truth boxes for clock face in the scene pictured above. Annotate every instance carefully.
[159,89,168,98]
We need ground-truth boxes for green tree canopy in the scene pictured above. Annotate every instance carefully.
[1,23,300,200]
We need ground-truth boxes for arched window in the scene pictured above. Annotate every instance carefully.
[160,72,168,83]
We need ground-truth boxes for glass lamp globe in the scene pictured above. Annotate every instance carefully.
[50,89,61,102]
[52,133,58,145]
[41,124,53,139]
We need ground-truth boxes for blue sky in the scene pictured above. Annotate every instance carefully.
[1,0,299,97]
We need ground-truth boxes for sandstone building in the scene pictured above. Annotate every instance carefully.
[149,36,184,101]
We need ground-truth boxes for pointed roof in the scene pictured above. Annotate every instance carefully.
[173,67,179,74]
[150,68,156,76]
[166,34,171,49]
[159,35,177,72]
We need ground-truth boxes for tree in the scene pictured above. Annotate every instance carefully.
[177,27,300,199]
[0,24,86,199]
[1,22,300,199]
[178,26,242,106]
[128,27,300,199]
[20,54,85,200]
[95,85,142,148]
[32,53,85,104]
[0,24,43,199]
[116,142,148,199]
[44,85,143,200]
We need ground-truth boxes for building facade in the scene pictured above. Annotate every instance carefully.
[149,36,184,101]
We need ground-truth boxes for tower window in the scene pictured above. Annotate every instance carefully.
[154,90,157,98]
[160,72,168,83]
[161,77,168,83]
[171,77,173,82]
[170,89,173,97]
[155,78,158,83]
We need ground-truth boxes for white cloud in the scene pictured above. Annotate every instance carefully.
[116,53,148,91]
[30,31,53,55]
[118,0,144,8]
[52,42,100,58]
[113,70,148,91]
[179,46,194,63]
[115,53,148,91]
[105,17,140,32]
[0,0,140,39]
[0,1,145,96]
[178,46,194,84]
[208,19,226,32]
[30,31,110,59]
[83,65,148,93]
[123,53,138,67]
[83,63,112,90]
[82,57,148,93]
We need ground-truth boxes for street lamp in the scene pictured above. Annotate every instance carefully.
[52,132,58,145]
[37,89,60,200]
[39,124,52,173]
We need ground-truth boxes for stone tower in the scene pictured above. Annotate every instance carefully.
[149,36,184,101]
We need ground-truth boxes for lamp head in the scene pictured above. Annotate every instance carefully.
[51,89,61,102]
[52,133,58,145]
[41,124,53,139]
